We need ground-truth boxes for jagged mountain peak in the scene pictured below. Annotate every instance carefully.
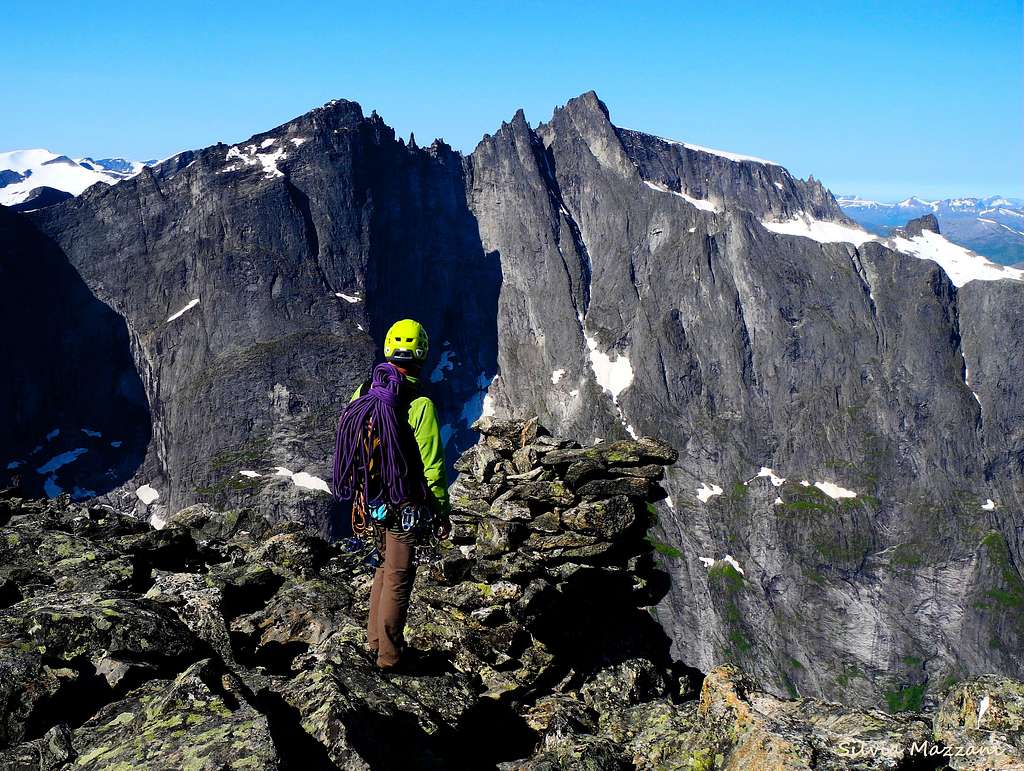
[559,89,611,119]
[6,92,1024,713]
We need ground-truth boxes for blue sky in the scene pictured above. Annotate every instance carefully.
[5,0,1021,200]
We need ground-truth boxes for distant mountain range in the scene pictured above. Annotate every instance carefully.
[0,149,154,211]
[839,194,1024,266]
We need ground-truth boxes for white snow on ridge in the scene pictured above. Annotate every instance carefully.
[167,298,200,322]
[982,499,996,511]
[643,180,719,213]
[462,372,497,424]
[761,213,874,245]
[335,293,362,303]
[551,368,566,385]
[837,196,884,209]
[481,392,496,417]
[978,694,991,725]
[663,137,779,166]
[887,231,1024,287]
[292,472,331,494]
[239,470,261,478]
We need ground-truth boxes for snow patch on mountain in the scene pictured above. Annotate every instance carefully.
[761,213,874,245]
[222,142,288,178]
[585,334,633,400]
[643,180,720,213]
[814,481,857,499]
[749,467,785,487]
[696,483,723,503]
[886,231,1024,287]
[136,484,160,505]
[167,299,200,322]
[658,136,779,166]
[273,466,331,494]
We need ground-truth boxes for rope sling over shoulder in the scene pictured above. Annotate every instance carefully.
[332,362,429,536]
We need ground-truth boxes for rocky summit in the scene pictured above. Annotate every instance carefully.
[0,420,1020,770]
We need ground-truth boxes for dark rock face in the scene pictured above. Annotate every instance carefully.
[0,207,150,501]
[4,90,1023,706]
[18,101,499,535]
[462,92,1024,706]
[7,187,73,213]
[4,424,1016,770]
[892,212,941,238]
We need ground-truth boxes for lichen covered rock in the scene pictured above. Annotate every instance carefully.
[0,420,1020,769]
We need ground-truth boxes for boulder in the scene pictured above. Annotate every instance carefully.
[561,496,639,537]
[575,477,652,501]
[68,659,279,770]
[508,481,576,507]
[933,675,1024,769]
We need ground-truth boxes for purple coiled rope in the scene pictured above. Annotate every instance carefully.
[332,362,427,506]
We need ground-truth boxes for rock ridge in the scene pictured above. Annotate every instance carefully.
[0,419,1019,769]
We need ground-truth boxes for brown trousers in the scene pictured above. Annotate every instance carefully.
[367,525,418,668]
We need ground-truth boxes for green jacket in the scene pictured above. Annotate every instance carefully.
[349,374,449,514]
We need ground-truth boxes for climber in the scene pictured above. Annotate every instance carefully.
[332,318,451,671]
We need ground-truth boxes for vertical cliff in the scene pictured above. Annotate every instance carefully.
[4,91,1021,706]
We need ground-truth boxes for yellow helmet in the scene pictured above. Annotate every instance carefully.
[384,319,429,364]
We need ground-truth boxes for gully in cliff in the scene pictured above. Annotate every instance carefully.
[332,318,452,671]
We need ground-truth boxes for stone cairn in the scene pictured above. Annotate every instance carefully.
[405,416,680,702]
[448,416,677,571]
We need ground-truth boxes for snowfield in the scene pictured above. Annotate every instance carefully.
[0,149,147,206]
[760,213,875,246]
[886,230,1024,287]
[761,211,1023,288]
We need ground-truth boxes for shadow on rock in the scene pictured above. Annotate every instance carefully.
[0,207,151,499]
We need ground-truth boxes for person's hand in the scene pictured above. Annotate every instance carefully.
[434,512,452,541]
